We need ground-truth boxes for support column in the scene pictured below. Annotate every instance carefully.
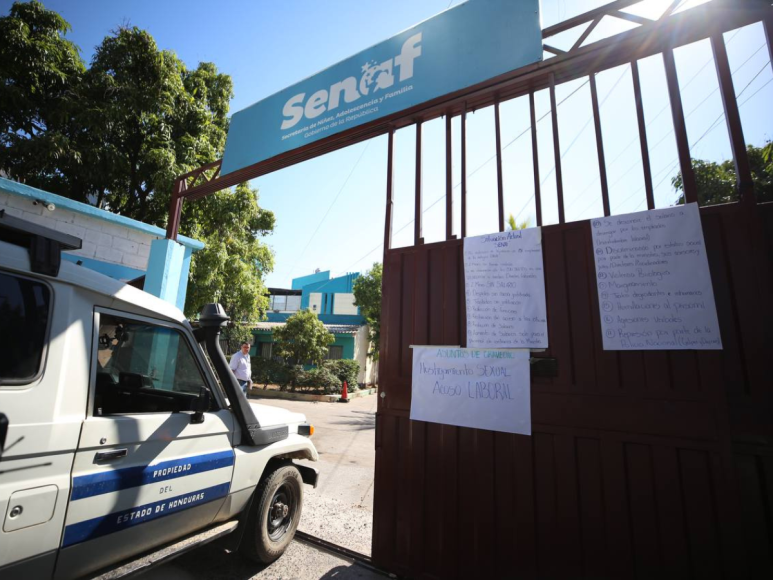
[144,238,187,308]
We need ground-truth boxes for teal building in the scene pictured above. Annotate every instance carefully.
[253,271,375,385]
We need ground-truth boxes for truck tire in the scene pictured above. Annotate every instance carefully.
[241,463,303,564]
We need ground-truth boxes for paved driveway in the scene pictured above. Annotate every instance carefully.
[140,393,378,579]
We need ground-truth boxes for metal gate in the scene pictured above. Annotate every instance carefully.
[372,2,773,578]
[166,1,773,577]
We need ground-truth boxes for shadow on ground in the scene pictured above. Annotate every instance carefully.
[140,540,383,580]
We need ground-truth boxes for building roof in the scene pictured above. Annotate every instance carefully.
[266,287,302,296]
[255,321,362,335]
[0,177,204,251]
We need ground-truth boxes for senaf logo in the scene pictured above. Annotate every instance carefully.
[281,33,422,130]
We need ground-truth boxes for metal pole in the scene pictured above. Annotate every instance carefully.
[461,107,468,238]
[549,74,566,223]
[495,101,505,232]
[589,73,611,216]
[663,48,698,204]
[446,114,454,240]
[631,60,655,210]
[414,121,423,245]
[529,92,543,227]
[165,177,186,240]
[384,128,395,253]
[711,33,754,206]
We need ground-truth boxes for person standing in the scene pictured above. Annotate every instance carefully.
[230,342,252,395]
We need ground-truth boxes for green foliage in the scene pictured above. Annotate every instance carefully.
[295,367,342,395]
[183,183,275,323]
[323,359,360,390]
[0,2,276,326]
[672,143,773,206]
[222,325,254,352]
[272,310,334,367]
[507,215,531,230]
[251,357,292,390]
[353,263,382,361]
[0,1,85,195]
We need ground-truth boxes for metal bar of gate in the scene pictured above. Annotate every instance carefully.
[384,127,395,252]
[495,100,505,232]
[631,60,655,210]
[446,113,454,240]
[461,107,468,238]
[662,48,698,204]
[765,14,773,72]
[710,33,755,206]
[165,177,185,240]
[529,92,543,227]
[415,121,423,245]
[549,73,566,223]
[589,73,611,217]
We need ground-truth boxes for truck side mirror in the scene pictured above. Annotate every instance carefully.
[0,413,8,457]
[191,388,211,424]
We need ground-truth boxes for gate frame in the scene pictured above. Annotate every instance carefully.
[166,1,773,574]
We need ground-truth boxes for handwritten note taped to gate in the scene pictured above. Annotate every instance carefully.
[591,203,721,350]
[464,228,548,349]
[410,347,531,435]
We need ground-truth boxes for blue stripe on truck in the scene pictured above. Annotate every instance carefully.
[62,482,231,547]
[71,450,235,500]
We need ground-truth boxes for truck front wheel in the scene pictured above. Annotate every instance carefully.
[241,464,304,564]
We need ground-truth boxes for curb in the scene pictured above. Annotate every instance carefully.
[248,387,377,403]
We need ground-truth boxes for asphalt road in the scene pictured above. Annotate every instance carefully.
[140,393,378,579]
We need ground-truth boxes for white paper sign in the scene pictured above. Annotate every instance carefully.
[591,203,722,350]
[464,228,548,349]
[410,347,531,435]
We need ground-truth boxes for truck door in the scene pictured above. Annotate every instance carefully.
[56,309,236,580]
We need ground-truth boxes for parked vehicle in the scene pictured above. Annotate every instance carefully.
[0,211,319,579]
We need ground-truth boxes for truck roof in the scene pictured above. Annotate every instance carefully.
[0,238,187,324]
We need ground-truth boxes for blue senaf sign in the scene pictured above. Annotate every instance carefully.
[220,0,542,176]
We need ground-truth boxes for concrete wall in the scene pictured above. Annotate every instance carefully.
[1,178,203,309]
[0,189,151,279]
[353,324,377,385]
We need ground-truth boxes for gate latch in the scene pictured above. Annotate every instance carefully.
[530,357,558,378]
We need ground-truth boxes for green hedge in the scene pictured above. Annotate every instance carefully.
[251,356,360,395]
[322,359,360,391]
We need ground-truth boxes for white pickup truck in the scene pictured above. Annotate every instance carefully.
[0,211,319,579]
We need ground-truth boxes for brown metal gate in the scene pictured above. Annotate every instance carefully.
[166,2,773,577]
[372,2,773,578]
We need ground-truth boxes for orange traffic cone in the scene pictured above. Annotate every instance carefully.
[339,381,350,403]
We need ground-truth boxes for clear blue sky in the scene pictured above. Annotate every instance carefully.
[5,0,771,287]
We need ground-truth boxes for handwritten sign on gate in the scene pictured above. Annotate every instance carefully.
[591,203,722,350]
[410,347,531,435]
[464,228,548,349]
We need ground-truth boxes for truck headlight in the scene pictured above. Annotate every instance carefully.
[298,424,314,437]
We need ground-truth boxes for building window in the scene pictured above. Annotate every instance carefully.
[326,345,343,360]
[0,272,51,384]
[269,294,300,312]
[260,342,273,359]
[286,295,301,312]
[270,295,286,311]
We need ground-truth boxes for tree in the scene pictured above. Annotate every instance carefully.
[0,0,85,195]
[0,2,276,327]
[184,183,275,327]
[272,310,334,367]
[672,143,773,206]
[507,215,531,230]
[353,263,382,360]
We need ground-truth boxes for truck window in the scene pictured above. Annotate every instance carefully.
[94,314,215,415]
[0,271,51,385]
